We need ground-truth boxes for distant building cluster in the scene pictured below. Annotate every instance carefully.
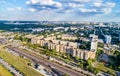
[31,35,98,60]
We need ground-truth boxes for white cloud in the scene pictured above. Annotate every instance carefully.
[7,8,15,11]
[16,7,22,11]
[7,7,22,11]
[26,0,115,15]
[80,8,97,13]
[29,8,37,12]
[92,1,115,13]
[67,3,84,8]
[93,2,115,8]
[26,0,62,9]
[59,0,90,3]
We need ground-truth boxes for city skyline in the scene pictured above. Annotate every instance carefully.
[0,0,120,22]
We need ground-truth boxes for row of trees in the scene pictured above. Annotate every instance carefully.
[108,51,120,71]
[14,34,31,43]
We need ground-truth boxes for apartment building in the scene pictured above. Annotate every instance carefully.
[44,36,56,41]
[61,34,77,40]
[31,36,44,44]
[90,35,98,52]
[31,35,97,60]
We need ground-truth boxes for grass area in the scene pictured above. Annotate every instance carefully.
[24,43,117,75]
[0,48,43,76]
[96,63,115,75]
[0,65,12,76]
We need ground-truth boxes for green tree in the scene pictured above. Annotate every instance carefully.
[67,54,71,60]
[75,56,79,61]
[63,74,68,76]
[93,68,99,74]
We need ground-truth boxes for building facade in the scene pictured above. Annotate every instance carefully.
[90,35,98,52]
[31,35,97,60]
[105,35,111,44]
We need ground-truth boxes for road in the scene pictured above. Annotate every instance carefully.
[6,46,83,76]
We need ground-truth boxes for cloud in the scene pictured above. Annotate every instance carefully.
[7,7,22,11]
[93,2,115,8]
[26,0,62,10]
[26,0,115,15]
[28,8,37,12]
[91,1,115,14]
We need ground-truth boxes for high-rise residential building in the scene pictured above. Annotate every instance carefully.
[105,35,111,44]
[90,35,98,52]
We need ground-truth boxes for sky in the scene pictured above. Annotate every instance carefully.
[0,0,120,22]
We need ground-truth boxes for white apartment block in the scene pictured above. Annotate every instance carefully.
[61,34,77,40]
[44,36,56,41]
[31,35,97,60]
[31,36,44,44]
[68,42,78,48]
[90,35,98,52]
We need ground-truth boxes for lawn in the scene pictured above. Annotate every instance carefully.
[0,65,12,76]
[96,63,115,75]
[0,49,43,76]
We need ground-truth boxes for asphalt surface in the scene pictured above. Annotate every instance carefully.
[6,46,83,76]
